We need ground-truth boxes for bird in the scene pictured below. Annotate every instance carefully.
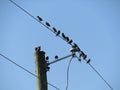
[72,43,78,48]
[37,16,43,21]
[81,51,87,59]
[46,56,49,60]
[61,33,66,39]
[80,51,85,57]
[66,37,69,42]
[77,47,81,52]
[87,59,91,64]
[83,54,87,59]
[45,22,50,27]
[55,55,58,59]
[68,39,73,44]
[56,30,60,36]
[35,46,41,51]
[52,27,57,33]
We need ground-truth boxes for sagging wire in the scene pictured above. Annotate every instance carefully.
[8,0,114,90]
[0,53,60,90]
[66,56,74,90]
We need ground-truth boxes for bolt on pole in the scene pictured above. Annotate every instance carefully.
[34,46,48,90]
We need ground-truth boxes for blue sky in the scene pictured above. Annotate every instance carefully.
[0,0,120,90]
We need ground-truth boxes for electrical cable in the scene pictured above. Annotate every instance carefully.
[8,0,114,90]
[9,0,73,46]
[0,53,60,90]
[88,63,114,90]
[66,57,74,90]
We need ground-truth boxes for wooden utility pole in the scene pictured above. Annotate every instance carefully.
[34,46,48,90]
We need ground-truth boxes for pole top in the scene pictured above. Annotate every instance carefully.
[35,46,45,54]
[35,46,41,52]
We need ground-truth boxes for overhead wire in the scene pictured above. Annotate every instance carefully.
[75,56,114,90]
[0,53,60,90]
[9,0,72,46]
[66,57,74,90]
[88,63,114,90]
[8,0,114,90]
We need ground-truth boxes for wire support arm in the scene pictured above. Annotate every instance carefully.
[48,53,75,65]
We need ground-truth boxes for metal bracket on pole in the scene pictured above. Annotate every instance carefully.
[48,53,75,65]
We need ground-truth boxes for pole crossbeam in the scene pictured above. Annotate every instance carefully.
[48,54,74,65]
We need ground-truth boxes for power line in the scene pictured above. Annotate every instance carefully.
[0,53,60,90]
[8,0,114,90]
[88,63,114,90]
[9,0,72,47]
[75,56,114,90]
[66,57,74,90]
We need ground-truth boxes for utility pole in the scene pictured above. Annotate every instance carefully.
[34,46,48,90]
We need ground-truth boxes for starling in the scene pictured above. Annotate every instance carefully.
[56,30,60,36]
[77,47,81,52]
[61,33,66,39]
[37,16,43,21]
[45,22,50,27]
[66,37,69,42]
[52,27,57,33]
[81,51,87,59]
[46,56,49,60]
[68,39,73,44]
[72,43,78,48]
[55,55,58,59]
[83,54,87,59]
[87,59,91,64]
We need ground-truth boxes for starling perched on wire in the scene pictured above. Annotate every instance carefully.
[66,37,69,42]
[81,51,87,59]
[68,39,73,44]
[37,16,43,21]
[61,33,66,39]
[55,55,58,59]
[87,59,91,64]
[45,22,50,27]
[56,30,60,36]
[72,43,78,48]
[52,27,57,33]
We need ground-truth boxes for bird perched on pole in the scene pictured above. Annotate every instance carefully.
[37,16,43,21]
[45,56,49,61]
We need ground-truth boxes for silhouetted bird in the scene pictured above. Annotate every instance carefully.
[72,43,78,48]
[46,56,49,60]
[56,30,60,36]
[62,33,66,39]
[83,54,87,59]
[37,16,43,21]
[66,37,69,42]
[46,66,50,71]
[77,47,81,52]
[45,22,50,27]
[87,59,91,64]
[52,27,57,33]
[68,39,73,44]
[81,51,87,59]
[35,46,41,51]
[55,55,58,59]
